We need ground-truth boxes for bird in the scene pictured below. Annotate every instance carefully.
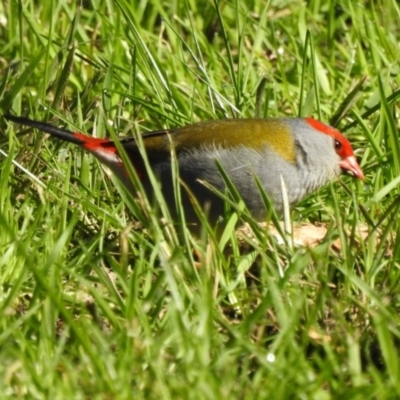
[4,114,364,225]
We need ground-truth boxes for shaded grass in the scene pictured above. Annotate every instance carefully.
[1,0,400,398]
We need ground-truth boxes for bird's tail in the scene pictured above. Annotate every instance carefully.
[4,114,86,146]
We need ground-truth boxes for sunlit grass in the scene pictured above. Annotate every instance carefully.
[1,0,400,398]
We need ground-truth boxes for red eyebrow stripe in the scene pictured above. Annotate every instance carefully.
[305,118,340,138]
[305,117,355,157]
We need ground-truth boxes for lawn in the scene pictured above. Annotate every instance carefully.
[1,0,400,398]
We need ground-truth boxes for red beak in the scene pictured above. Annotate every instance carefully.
[339,156,364,180]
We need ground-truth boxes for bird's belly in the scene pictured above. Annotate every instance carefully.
[141,147,304,223]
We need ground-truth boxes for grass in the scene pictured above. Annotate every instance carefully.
[1,0,400,398]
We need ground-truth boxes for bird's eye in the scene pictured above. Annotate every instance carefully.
[334,139,342,152]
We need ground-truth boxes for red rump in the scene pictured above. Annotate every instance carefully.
[72,132,145,179]
[305,118,354,157]
[72,132,118,154]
